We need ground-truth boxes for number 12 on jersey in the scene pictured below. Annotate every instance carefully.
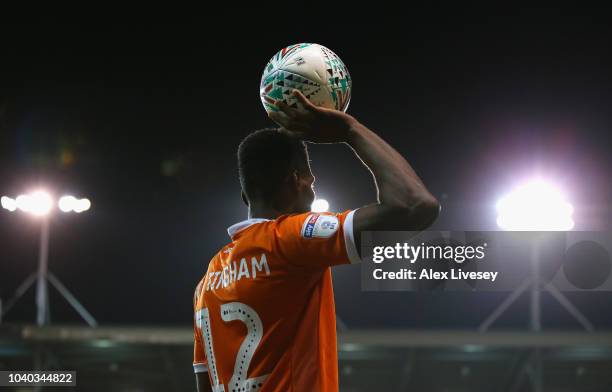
[196,302,269,391]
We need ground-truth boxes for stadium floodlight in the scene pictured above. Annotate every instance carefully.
[10,190,54,216]
[59,195,91,213]
[1,190,97,327]
[58,195,77,212]
[496,180,574,231]
[311,198,330,213]
[1,196,17,212]
[75,198,91,213]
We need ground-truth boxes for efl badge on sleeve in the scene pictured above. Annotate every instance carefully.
[301,214,339,238]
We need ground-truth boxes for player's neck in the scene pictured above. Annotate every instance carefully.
[248,204,284,220]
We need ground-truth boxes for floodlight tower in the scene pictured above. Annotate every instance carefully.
[481,179,591,392]
[1,191,97,327]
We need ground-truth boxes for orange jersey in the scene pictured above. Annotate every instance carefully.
[193,210,360,392]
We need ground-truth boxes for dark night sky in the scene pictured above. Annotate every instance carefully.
[1,12,611,328]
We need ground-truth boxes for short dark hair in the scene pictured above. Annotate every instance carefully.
[238,128,309,203]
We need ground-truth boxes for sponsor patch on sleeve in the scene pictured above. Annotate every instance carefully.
[301,214,339,238]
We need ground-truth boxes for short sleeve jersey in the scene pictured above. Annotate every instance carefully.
[193,210,360,392]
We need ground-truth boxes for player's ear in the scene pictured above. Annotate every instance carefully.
[241,191,249,207]
[291,170,300,189]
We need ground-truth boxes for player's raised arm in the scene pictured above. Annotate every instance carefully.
[270,91,439,242]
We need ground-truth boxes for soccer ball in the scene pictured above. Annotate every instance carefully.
[260,43,352,114]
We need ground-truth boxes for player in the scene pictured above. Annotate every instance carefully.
[194,91,439,392]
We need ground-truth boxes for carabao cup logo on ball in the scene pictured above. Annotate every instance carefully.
[260,43,352,114]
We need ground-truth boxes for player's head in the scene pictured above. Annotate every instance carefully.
[238,128,314,214]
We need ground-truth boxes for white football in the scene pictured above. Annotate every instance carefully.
[260,43,352,113]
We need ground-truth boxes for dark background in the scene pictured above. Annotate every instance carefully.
[1,11,611,328]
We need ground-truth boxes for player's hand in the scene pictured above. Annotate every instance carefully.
[268,90,357,143]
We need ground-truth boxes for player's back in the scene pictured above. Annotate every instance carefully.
[193,211,358,392]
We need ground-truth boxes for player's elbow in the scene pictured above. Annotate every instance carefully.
[417,196,440,229]
[391,194,440,230]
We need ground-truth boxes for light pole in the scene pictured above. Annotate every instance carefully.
[36,215,50,325]
[1,191,97,327]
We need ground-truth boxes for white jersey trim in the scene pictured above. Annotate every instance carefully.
[193,363,208,374]
[343,209,361,264]
[227,218,271,238]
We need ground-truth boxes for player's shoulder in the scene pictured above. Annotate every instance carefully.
[193,276,206,306]
[207,243,232,269]
[274,211,348,239]
[275,210,344,224]
[193,245,228,299]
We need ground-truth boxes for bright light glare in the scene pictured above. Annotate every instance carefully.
[496,180,574,230]
[59,195,91,213]
[58,196,77,212]
[74,198,91,213]
[1,196,17,211]
[311,198,330,212]
[15,191,53,216]
[3,192,91,215]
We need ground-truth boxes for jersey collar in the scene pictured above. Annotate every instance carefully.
[227,218,271,239]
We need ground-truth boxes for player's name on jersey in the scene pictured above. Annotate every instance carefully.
[373,268,499,282]
[204,253,271,291]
